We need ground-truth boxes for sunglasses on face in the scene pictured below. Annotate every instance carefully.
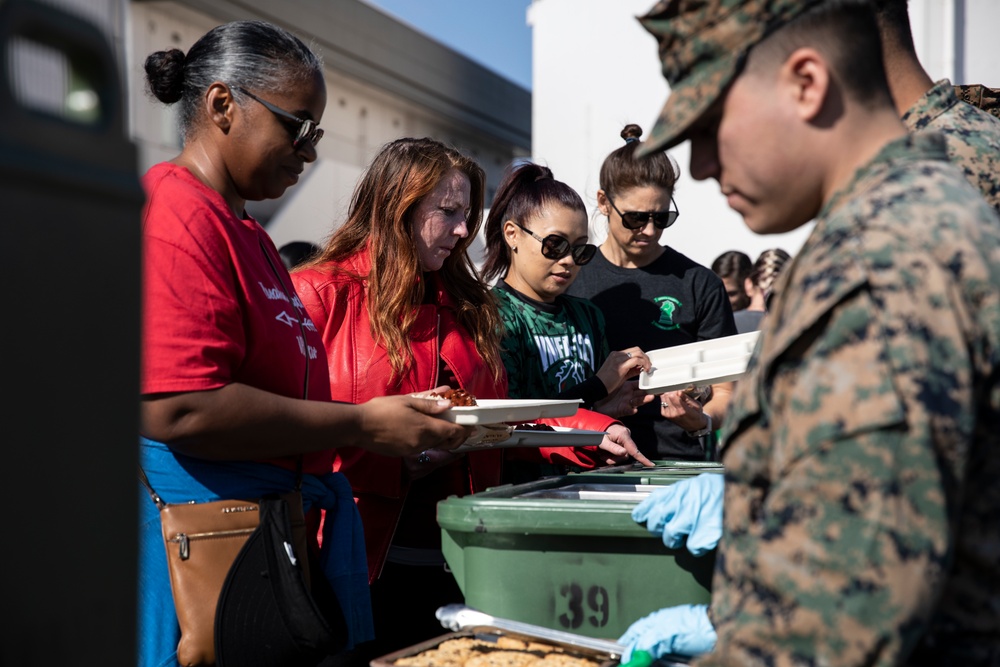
[514,221,597,266]
[236,87,324,150]
[606,194,680,230]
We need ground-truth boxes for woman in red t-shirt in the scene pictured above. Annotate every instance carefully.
[137,21,471,667]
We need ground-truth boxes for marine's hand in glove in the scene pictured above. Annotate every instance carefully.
[631,472,723,556]
[619,604,716,661]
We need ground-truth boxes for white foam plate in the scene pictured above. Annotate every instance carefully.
[639,331,760,394]
[440,398,582,425]
[454,426,607,453]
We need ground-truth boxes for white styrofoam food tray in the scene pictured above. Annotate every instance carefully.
[440,398,583,425]
[639,331,760,394]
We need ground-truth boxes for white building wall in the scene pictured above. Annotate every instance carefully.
[126,1,528,250]
[960,0,1000,84]
[529,0,999,269]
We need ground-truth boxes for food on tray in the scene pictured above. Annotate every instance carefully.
[681,384,713,405]
[462,423,516,447]
[394,649,466,667]
[464,651,544,667]
[516,423,556,432]
[393,636,601,667]
[430,388,478,406]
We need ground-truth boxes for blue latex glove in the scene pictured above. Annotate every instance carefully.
[619,604,716,661]
[631,472,723,556]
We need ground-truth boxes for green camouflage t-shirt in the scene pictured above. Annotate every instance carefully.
[493,281,610,406]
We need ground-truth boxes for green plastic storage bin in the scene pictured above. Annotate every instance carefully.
[438,474,716,640]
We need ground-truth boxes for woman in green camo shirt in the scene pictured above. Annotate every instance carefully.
[481,161,656,420]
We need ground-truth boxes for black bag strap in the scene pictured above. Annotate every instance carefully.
[137,464,165,510]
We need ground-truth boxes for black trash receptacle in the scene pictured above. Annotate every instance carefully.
[0,1,144,665]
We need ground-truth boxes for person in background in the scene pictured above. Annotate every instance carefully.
[567,123,736,462]
[873,0,1000,212]
[278,239,320,270]
[291,137,647,659]
[954,84,1000,119]
[620,0,1000,664]
[731,248,790,333]
[709,250,752,312]
[137,22,472,667]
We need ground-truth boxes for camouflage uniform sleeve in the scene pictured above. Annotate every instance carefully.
[700,226,993,665]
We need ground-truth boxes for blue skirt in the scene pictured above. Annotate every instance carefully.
[136,437,373,667]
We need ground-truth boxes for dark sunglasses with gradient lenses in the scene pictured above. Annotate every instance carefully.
[236,87,324,150]
[514,222,597,266]
[607,194,680,230]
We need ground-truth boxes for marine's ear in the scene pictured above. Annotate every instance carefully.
[780,46,830,123]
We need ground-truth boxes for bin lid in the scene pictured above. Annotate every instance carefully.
[437,474,687,537]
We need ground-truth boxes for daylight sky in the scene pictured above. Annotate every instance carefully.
[362,0,534,90]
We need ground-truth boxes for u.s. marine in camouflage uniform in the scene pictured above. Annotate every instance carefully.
[901,80,1000,212]
[636,0,1000,664]
[873,0,1000,213]
[713,130,1000,666]
[955,83,1000,120]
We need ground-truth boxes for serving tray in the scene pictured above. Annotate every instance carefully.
[454,426,607,453]
[441,399,583,425]
[639,331,760,394]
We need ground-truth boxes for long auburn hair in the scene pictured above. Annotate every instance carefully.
[304,137,504,384]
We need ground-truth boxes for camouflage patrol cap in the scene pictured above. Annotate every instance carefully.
[638,0,824,155]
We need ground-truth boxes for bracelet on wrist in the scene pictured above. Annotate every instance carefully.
[686,412,713,438]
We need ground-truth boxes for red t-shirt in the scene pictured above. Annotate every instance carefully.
[141,162,334,473]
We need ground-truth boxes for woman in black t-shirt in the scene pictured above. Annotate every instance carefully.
[567,124,737,460]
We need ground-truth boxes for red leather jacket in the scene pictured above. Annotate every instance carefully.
[292,250,618,579]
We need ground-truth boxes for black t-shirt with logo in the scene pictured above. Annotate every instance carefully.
[567,245,736,459]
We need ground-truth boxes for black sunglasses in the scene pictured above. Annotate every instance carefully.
[236,87,324,150]
[514,222,597,266]
[606,194,680,230]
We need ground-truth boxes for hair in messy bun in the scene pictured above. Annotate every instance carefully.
[599,123,678,201]
[144,48,186,104]
[621,124,643,144]
[143,20,322,138]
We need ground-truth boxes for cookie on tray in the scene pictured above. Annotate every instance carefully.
[538,653,601,667]
[394,649,466,667]
[464,649,543,667]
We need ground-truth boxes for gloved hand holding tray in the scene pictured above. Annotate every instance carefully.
[639,331,760,394]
